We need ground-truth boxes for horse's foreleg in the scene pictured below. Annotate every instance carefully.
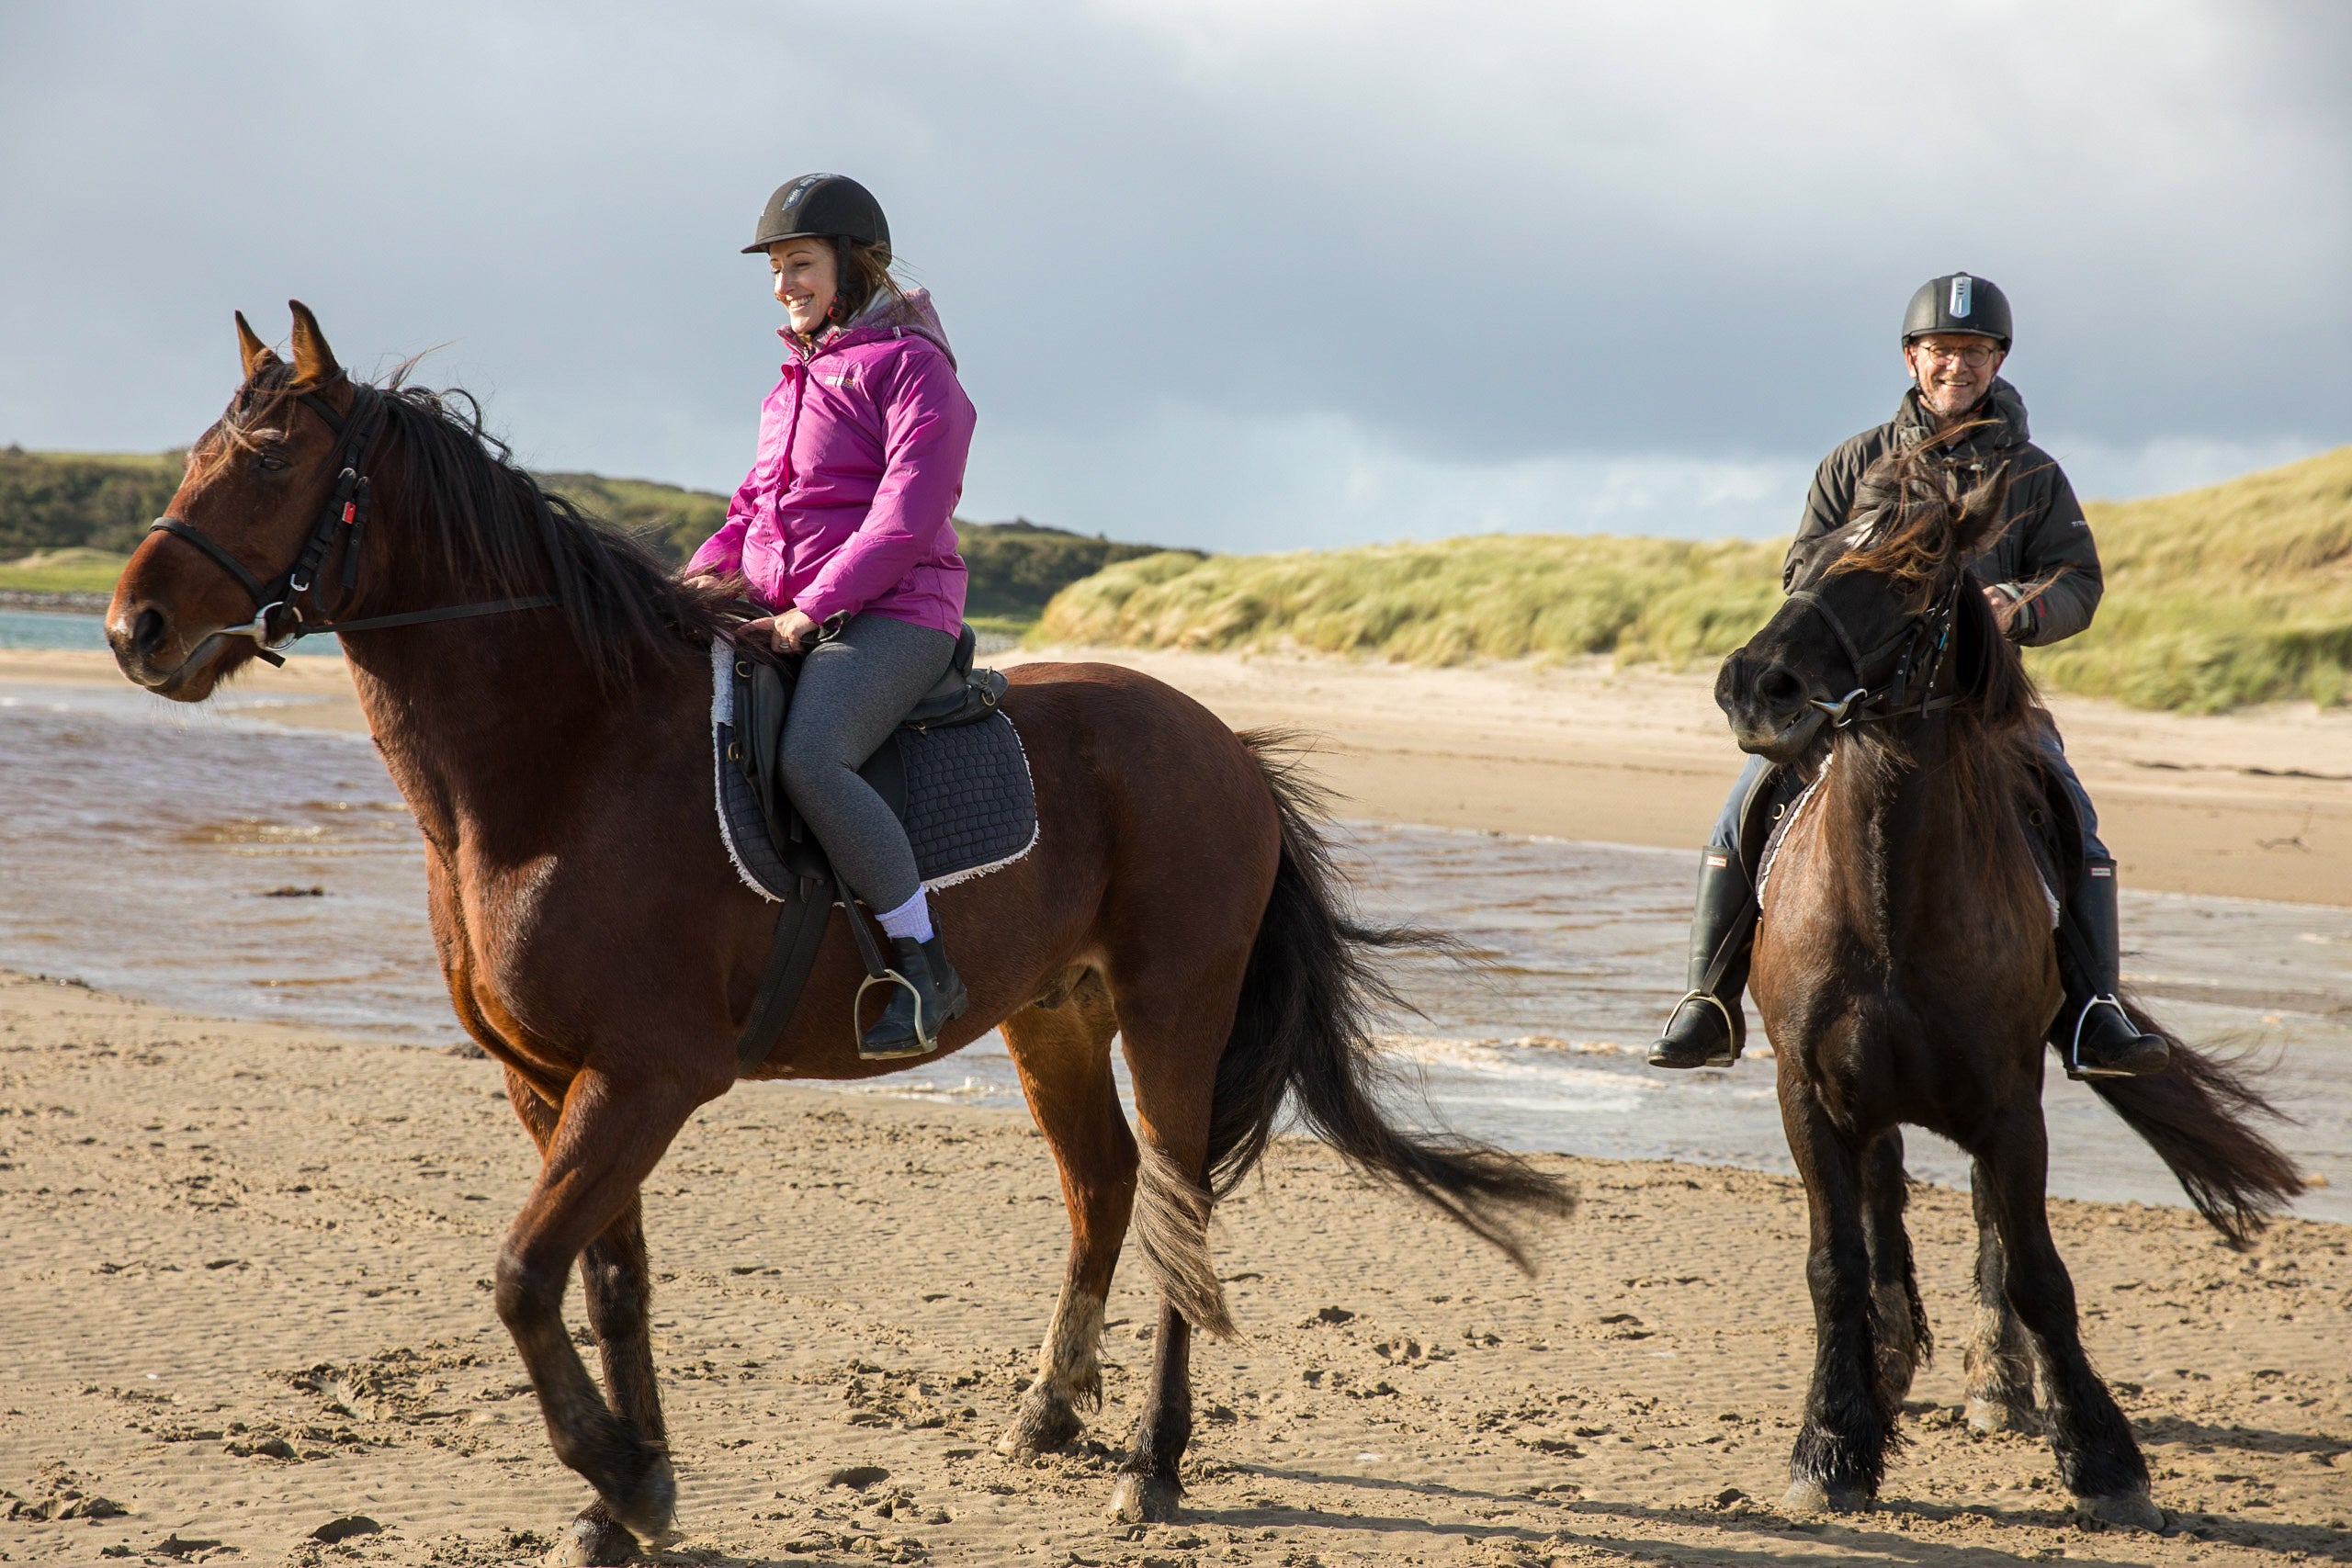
[1860,1129,1929,1409]
[1962,1159,2038,1435]
[1780,1075,1893,1512]
[1973,1110,2160,1529]
[1000,984,1135,1458]
[496,1067,704,1550]
[503,1079,653,1567]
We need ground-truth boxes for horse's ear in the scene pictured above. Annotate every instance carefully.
[287,299,341,388]
[234,310,279,382]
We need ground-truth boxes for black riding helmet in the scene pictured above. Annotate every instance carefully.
[1902,273,2012,349]
[742,173,891,257]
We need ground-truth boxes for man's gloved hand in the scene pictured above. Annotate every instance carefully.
[1983,581,2038,642]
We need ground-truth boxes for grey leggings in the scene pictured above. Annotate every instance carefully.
[781,612,957,910]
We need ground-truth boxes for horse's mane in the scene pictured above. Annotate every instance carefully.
[207,361,731,691]
[1822,438,2050,835]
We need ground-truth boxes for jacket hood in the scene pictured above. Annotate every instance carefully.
[1893,376,2029,453]
[785,287,956,368]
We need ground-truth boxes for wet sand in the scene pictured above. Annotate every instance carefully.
[3,972,2347,1567]
[11,643,2349,905]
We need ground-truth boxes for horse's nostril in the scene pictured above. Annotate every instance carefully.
[131,605,168,658]
[1756,664,1804,710]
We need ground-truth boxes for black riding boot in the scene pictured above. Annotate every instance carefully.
[859,932,970,1061]
[2055,855,2169,1080]
[1648,849,1758,1069]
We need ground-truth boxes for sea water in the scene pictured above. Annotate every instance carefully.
[1,671,2345,1221]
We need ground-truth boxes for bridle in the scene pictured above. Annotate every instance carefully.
[1780,573,1966,730]
[148,380,557,668]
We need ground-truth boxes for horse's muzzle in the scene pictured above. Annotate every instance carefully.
[107,599,232,700]
[1716,649,1823,761]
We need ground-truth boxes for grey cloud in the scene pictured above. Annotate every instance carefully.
[0,0,2344,549]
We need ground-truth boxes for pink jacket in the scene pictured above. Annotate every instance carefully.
[687,288,974,633]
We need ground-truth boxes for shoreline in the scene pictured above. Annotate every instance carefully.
[2,971,2347,1566]
[8,641,2352,905]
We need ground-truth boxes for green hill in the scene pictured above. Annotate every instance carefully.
[1035,446,2352,715]
[0,447,1175,634]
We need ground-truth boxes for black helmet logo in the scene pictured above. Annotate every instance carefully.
[780,173,827,212]
[1949,275,1973,320]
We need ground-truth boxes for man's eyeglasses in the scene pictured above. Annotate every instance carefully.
[1910,341,1999,368]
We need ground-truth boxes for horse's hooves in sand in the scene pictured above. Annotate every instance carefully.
[605,1454,678,1550]
[998,1388,1086,1457]
[1781,1478,1872,1514]
[2078,1489,2165,1531]
[1106,1473,1182,1523]
[1963,1395,2039,1436]
[547,1503,639,1566]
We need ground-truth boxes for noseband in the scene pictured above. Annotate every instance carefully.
[1780,575,1965,729]
[149,381,556,666]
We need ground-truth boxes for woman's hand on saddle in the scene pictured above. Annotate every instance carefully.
[747,607,823,654]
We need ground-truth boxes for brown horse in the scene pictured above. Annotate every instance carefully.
[1715,446,2301,1527]
[107,303,1572,1562]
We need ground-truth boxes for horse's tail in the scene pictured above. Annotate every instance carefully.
[1203,730,1576,1268]
[2087,999,2303,1247]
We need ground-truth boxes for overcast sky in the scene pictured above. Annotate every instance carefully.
[4,1,2346,549]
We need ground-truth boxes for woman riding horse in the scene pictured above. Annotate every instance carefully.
[685,174,973,1060]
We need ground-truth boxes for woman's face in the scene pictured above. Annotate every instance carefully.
[769,239,839,336]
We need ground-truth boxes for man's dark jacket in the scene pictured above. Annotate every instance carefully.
[1782,378,2100,646]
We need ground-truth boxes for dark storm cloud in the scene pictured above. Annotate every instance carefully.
[1,1,2345,548]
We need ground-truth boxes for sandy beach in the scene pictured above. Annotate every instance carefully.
[9,643,2349,906]
[1,972,2346,1567]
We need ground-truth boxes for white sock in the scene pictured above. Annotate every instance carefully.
[876,889,933,944]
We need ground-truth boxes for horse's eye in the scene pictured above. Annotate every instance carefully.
[254,451,290,473]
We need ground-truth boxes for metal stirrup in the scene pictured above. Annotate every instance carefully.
[2068,993,2136,1075]
[1668,988,1737,1041]
[854,968,932,1053]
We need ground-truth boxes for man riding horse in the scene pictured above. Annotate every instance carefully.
[1650,272,2169,1083]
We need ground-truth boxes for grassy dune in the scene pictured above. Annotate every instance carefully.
[0,547,130,594]
[1037,446,2352,714]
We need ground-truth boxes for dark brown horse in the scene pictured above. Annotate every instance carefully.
[1715,446,2302,1528]
[107,303,1572,1563]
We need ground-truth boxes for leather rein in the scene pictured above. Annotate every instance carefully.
[1781,574,1965,730]
[149,381,557,667]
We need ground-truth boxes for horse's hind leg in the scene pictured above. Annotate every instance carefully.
[1962,1159,2038,1435]
[1860,1129,1930,1410]
[1096,959,1248,1524]
[999,977,1136,1457]
[1780,1075,1895,1512]
[1972,1109,2160,1529]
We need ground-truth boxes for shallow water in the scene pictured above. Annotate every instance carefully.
[1,677,2345,1221]
[0,607,341,655]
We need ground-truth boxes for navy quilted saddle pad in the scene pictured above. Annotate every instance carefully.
[715,704,1038,902]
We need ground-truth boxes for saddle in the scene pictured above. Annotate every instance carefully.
[714,624,1036,1074]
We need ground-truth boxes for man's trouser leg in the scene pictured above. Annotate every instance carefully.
[2036,724,2168,1079]
[1649,756,1768,1070]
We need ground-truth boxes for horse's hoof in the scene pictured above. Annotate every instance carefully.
[547,1504,639,1567]
[1106,1472,1182,1523]
[998,1386,1086,1457]
[1781,1478,1871,1515]
[1963,1394,2038,1436]
[607,1453,678,1550]
[2078,1489,2165,1532]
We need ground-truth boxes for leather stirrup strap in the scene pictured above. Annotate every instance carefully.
[734,873,836,1076]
